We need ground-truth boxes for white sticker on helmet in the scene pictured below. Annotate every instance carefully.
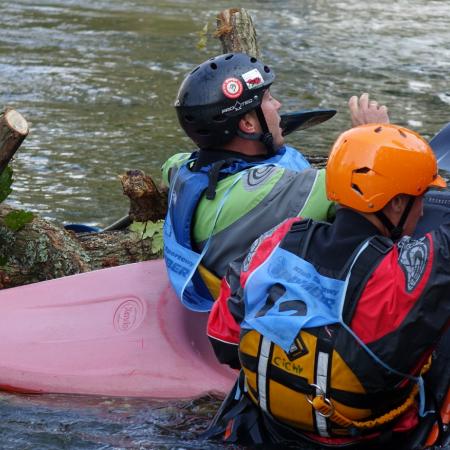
[242,68,264,89]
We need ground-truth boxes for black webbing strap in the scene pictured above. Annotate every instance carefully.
[205,158,240,200]
[282,218,315,259]
[342,236,393,324]
[255,105,275,154]
[375,196,416,241]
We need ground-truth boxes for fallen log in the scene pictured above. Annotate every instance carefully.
[0,203,163,289]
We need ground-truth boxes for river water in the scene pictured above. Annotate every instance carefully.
[0,0,449,448]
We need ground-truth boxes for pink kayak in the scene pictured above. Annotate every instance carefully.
[0,259,236,398]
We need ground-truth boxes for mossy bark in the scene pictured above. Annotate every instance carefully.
[0,204,162,289]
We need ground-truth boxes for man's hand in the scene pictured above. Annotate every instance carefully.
[349,93,390,127]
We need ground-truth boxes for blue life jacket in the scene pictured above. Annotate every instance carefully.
[163,145,311,312]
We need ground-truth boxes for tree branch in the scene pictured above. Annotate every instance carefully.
[0,109,29,175]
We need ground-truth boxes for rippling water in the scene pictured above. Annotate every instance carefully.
[0,1,449,448]
[0,392,240,449]
[1,0,449,226]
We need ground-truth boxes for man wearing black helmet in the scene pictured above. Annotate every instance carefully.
[162,52,388,319]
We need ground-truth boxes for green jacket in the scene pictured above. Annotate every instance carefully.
[162,152,334,278]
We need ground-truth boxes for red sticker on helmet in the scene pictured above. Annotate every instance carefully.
[222,78,243,99]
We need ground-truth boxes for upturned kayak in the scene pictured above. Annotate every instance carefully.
[0,259,235,398]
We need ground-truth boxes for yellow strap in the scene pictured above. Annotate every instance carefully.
[310,357,432,430]
[312,384,419,429]
[197,264,221,299]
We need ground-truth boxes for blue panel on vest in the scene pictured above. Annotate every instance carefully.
[242,247,345,352]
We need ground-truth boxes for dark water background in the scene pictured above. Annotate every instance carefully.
[0,0,449,448]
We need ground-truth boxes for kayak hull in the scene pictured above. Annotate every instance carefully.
[0,260,236,398]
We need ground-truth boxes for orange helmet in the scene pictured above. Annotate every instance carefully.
[326,124,446,212]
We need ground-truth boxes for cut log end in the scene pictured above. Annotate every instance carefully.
[215,8,260,58]
[5,109,29,136]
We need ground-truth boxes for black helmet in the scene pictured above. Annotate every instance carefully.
[175,53,275,149]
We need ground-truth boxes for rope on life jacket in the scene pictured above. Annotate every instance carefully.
[308,356,432,430]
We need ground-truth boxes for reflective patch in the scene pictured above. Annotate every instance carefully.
[398,237,429,292]
[287,335,309,361]
[243,166,277,191]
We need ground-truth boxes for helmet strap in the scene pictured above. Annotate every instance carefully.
[255,106,275,155]
[375,196,416,240]
[235,106,275,155]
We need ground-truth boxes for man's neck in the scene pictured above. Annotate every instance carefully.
[192,148,269,171]
[356,210,391,237]
[221,136,269,156]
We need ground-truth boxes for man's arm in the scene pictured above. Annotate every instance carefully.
[161,152,191,187]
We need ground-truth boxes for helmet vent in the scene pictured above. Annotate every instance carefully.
[354,167,370,174]
[184,115,195,123]
[210,62,218,70]
[398,129,407,138]
[263,65,271,73]
[213,114,226,123]
[250,57,257,63]
[190,66,200,75]
[374,126,382,133]
[352,183,363,195]
[225,54,234,60]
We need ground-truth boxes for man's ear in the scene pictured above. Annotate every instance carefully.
[388,194,408,213]
[238,112,258,133]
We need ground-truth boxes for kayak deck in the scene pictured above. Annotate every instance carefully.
[0,260,236,398]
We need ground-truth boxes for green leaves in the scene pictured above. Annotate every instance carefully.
[197,23,209,50]
[4,210,34,231]
[0,165,34,232]
[0,166,13,203]
[129,220,164,254]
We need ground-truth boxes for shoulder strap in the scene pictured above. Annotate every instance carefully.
[342,236,393,324]
[281,218,317,259]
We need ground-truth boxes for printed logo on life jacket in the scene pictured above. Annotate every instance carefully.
[243,165,277,191]
[273,355,304,375]
[242,68,264,89]
[242,224,279,272]
[398,237,429,292]
[268,255,339,311]
[164,246,193,278]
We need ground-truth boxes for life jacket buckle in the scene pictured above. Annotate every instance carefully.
[306,383,335,418]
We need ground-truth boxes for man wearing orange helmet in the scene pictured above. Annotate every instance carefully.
[205,124,450,448]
